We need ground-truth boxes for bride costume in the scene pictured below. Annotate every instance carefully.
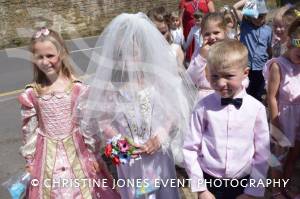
[77,13,197,199]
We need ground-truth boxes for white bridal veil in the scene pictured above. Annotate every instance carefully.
[77,12,197,165]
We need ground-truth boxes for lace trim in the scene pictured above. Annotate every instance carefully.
[124,88,153,139]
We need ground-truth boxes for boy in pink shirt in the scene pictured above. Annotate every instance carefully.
[183,39,270,199]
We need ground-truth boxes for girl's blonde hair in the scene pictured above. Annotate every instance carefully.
[201,12,227,34]
[288,17,300,39]
[29,28,75,92]
[223,7,238,28]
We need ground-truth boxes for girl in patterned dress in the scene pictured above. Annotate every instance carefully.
[18,28,120,199]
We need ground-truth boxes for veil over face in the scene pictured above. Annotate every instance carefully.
[76,12,197,165]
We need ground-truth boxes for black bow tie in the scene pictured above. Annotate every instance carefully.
[221,98,243,109]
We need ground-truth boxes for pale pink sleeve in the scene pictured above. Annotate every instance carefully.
[18,89,38,166]
[186,54,208,89]
[244,105,270,197]
[74,84,99,154]
[183,104,206,192]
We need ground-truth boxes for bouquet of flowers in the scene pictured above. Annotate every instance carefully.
[104,134,137,166]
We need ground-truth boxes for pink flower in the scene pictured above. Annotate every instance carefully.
[117,139,129,153]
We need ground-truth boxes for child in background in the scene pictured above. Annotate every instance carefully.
[222,5,240,39]
[186,13,228,98]
[234,0,272,102]
[170,11,185,47]
[183,10,203,58]
[18,28,119,198]
[272,5,300,58]
[148,7,185,66]
[272,6,289,57]
[264,18,300,199]
[184,39,270,199]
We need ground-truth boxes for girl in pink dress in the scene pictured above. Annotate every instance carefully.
[18,28,120,199]
[264,18,300,199]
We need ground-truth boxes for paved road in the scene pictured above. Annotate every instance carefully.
[0,36,100,198]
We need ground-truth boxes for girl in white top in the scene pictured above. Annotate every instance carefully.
[170,11,185,47]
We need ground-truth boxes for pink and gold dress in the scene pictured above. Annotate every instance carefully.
[18,81,120,199]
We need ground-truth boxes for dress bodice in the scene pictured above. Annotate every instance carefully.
[265,56,300,104]
[38,92,73,139]
[116,87,154,144]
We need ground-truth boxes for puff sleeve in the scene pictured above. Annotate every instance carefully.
[18,88,38,166]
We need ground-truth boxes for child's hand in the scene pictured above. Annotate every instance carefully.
[25,165,33,174]
[133,135,161,155]
[198,190,216,199]
[91,161,100,173]
[236,193,256,199]
[103,126,117,139]
[200,39,211,59]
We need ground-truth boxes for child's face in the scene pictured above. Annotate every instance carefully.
[33,41,61,78]
[208,63,249,98]
[195,17,202,27]
[249,14,266,27]
[273,18,285,39]
[156,21,170,41]
[171,18,180,29]
[202,21,226,45]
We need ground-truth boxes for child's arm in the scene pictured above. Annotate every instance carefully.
[207,0,216,13]
[266,62,289,146]
[18,89,38,173]
[243,105,270,197]
[183,106,207,193]
[176,45,185,66]
[183,26,195,51]
[267,62,280,130]
[186,51,208,89]
[233,0,247,21]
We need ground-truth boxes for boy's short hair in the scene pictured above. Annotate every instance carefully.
[207,39,248,69]
[193,10,203,19]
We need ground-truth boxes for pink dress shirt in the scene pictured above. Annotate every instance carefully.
[183,88,270,197]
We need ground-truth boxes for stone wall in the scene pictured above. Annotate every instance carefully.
[0,0,178,49]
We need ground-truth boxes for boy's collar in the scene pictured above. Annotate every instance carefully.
[214,87,246,100]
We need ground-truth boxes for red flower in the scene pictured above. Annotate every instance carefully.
[104,144,113,157]
[112,156,121,165]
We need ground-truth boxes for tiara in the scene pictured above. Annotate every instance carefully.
[291,38,300,48]
[34,28,50,38]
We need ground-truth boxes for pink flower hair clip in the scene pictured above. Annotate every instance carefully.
[34,28,50,39]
